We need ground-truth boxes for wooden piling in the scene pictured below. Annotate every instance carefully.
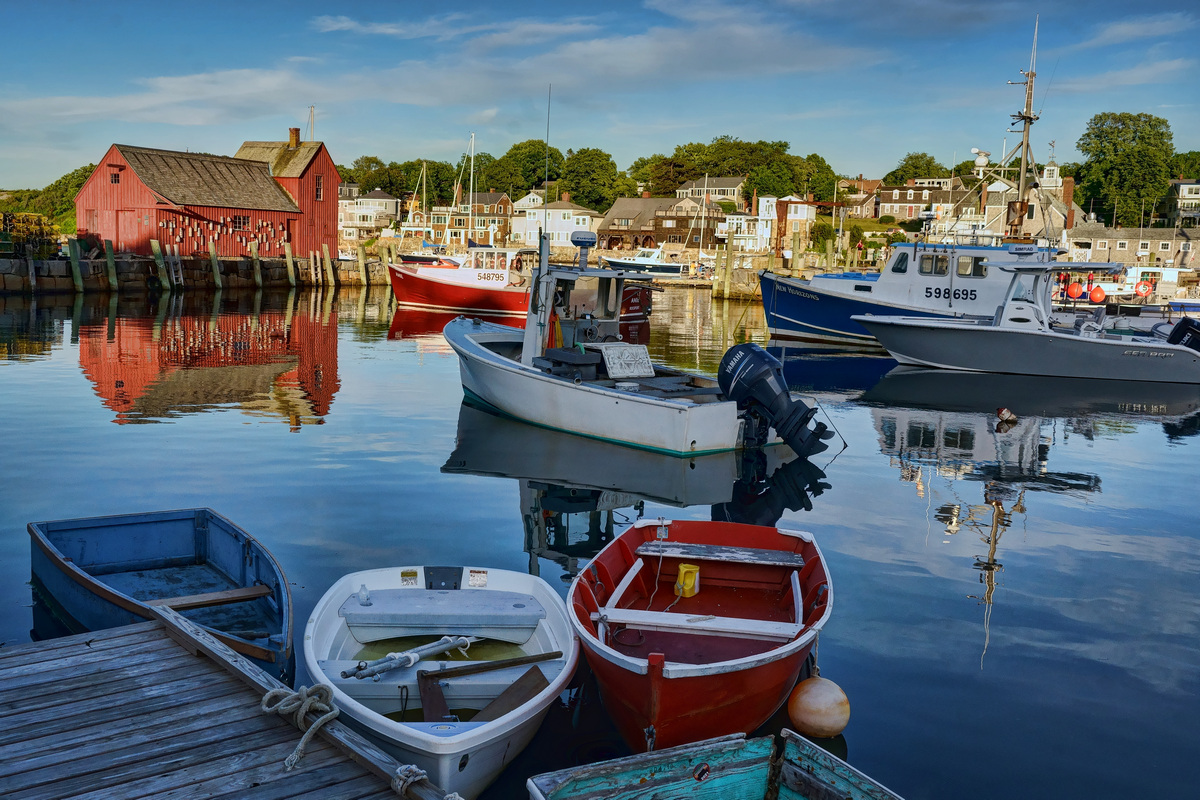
[68,238,83,293]
[208,241,223,290]
[150,239,171,289]
[103,239,118,291]
[284,242,296,287]
[25,253,36,291]
[322,244,336,286]
[251,241,262,288]
[357,245,368,285]
[721,245,733,298]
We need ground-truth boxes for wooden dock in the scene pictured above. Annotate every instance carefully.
[0,608,445,800]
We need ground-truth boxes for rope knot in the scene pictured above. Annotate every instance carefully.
[261,684,340,770]
[392,764,428,794]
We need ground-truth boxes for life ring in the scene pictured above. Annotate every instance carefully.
[1135,281,1152,297]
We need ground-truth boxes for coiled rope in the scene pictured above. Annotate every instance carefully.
[392,764,428,794]
[260,684,340,770]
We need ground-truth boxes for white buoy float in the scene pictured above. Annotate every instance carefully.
[787,675,850,738]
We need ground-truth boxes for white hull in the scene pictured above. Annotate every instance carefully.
[303,565,579,800]
[444,318,748,456]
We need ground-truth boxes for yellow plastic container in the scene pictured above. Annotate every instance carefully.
[674,563,700,597]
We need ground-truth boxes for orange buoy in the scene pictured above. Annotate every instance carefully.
[1135,281,1152,297]
[1089,286,1107,304]
[1066,282,1083,299]
[787,676,850,738]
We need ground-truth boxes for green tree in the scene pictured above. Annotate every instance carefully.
[561,148,621,211]
[848,224,865,249]
[800,154,837,202]
[745,161,794,199]
[0,163,96,233]
[1075,112,1174,227]
[498,139,564,191]
[809,221,835,250]
[883,152,949,185]
[950,159,984,190]
[1171,151,1200,179]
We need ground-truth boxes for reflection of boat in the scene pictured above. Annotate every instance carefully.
[445,240,832,458]
[855,266,1200,383]
[29,508,294,681]
[863,365,1200,421]
[388,307,512,340]
[528,728,904,799]
[303,565,579,800]
[771,345,896,396]
[567,519,831,753]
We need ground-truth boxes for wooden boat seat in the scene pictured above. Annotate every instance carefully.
[338,589,546,643]
[417,652,560,722]
[635,540,806,569]
[145,583,272,611]
[592,607,802,643]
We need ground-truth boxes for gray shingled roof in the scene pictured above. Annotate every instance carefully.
[600,197,679,230]
[544,200,602,216]
[677,176,745,191]
[234,141,324,179]
[116,145,300,212]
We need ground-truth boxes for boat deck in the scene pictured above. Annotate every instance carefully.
[0,610,446,800]
[101,562,279,635]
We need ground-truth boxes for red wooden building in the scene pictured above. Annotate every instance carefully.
[75,128,339,258]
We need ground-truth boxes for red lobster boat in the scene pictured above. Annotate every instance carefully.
[567,518,831,752]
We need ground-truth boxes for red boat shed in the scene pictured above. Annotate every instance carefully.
[75,128,339,258]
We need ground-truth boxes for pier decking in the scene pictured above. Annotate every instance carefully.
[0,609,442,799]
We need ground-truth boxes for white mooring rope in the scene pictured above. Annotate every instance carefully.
[260,684,341,770]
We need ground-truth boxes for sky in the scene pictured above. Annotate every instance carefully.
[1,0,1197,190]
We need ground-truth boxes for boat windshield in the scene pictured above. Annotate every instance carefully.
[1009,273,1042,303]
[635,249,657,259]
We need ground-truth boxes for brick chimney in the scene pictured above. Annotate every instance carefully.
[288,127,300,148]
[1063,176,1075,229]
[642,191,651,198]
[906,179,915,186]
[561,191,570,203]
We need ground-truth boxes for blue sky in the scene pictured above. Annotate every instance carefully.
[1,0,1196,189]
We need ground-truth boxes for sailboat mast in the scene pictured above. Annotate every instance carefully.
[468,133,476,250]
[1008,18,1039,238]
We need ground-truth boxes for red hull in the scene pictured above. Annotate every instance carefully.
[388,265,531,317]
[568,519,831,752]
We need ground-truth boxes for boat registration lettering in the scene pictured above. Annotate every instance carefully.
[781,285,819,301]
[1123,350,1174,359]
[926,287,977,301]
[476,271,507,283]
[401,569,419,587]
[468,568,489,587]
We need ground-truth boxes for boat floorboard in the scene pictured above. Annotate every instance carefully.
[0,615,446,800]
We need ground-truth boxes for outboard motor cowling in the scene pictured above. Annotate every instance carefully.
[718,343,834,456]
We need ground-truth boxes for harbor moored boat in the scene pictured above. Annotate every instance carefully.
[28,508,294,681]
[567,518,832,752]
[528,728,903,800]
[601,245,688,278]
[303,564,580,800]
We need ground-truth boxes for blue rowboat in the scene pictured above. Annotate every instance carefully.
[527,728,903,799]
[29,508,294,682]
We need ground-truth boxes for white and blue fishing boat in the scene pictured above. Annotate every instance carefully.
[527,729,904,800]
[760,240,1064,347]
[28,508,294,681]
[601,246,688,278]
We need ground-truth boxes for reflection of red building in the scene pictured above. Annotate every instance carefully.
[78,307,339,426]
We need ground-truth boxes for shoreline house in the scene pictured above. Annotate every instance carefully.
[338,188,402,243]
[1066,222,1194,269]
[675,177,747,212]
[598,194,725,251]
[75,128,339,259]
[510,193,602,246]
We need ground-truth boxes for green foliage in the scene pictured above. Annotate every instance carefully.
[1171,151,1200,179]
[809,221,835,250]
[746,161,794,198]
[848,224,864,249]
[497,139,564,191]
[0,163,95,233]
[883,152,949,185]
[561,148,621,211]
[879,214,895,224]
[950,159,983,190]
[1075,112,1174,226]
[886,231,908,244]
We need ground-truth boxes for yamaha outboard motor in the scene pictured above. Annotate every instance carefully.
[717,343,835,457]
[712,455,832,525]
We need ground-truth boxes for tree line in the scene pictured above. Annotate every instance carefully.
[4,113,1195,234]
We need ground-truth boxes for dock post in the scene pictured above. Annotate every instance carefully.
[722,246,733,298]
[357,245,368,285]
[103,240,118,292]
[825,239,834,272]
[322,244,336,286]
[150,239,171,289]
[26,253,36,291]
[284,242,296,287]
[68,238,83,293]
[251,241,263,288]
[209,241,223,290]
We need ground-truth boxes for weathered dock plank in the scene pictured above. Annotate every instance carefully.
[0,610,449,800]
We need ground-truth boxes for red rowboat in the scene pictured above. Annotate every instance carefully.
[567,518,832,752]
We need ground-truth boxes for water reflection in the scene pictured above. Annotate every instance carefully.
[441,401,830,578]
[0,294,74,361]
[71,291,340,427]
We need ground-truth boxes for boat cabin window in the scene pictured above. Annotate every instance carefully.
[919,254,949,276]
[956,256,987,278]
[890,253,908,273]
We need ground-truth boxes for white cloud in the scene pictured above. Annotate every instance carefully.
[1056,58,1196,93]
[1070,12,1197,50]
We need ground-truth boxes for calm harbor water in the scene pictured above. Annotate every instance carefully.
[2,285,1199,799]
